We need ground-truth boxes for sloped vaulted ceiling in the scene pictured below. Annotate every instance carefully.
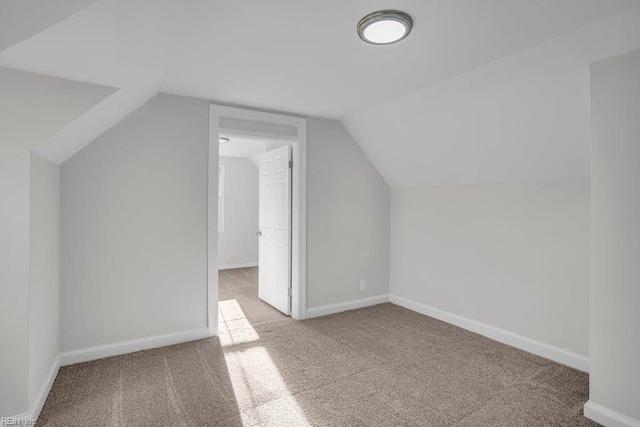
[0,67,115,150]
[0,0,98,53]
[344,6,640,188]
[1,0,639,174]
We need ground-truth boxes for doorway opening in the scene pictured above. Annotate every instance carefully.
[218,135,293,325]
[208,105,307,336]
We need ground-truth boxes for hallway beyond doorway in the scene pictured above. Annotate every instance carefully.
[218,267,286,327]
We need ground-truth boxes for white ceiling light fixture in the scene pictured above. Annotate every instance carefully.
[357,10,413,45]
[219,136,230,144]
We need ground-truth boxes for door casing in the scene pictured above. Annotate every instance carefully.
[208,104,307,336]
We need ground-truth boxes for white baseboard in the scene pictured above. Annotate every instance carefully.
[6,356,61,424]
[218,262,258,270]
[59,327,212,366]
[30,355,61,422]
[6,329,211,423]
[584,400,640,427]
[306,294,390,319]
[389,294,589,372]
[584,401,640,427]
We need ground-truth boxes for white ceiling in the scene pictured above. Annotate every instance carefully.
[0,0,97,53]
[1,0,639,182]
[0,67,115,150]
[219,136,266,159]
[344,6,640,187]
[1,0,636,119]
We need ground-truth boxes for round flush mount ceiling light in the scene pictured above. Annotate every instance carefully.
[219,137,230,144]
[357,10,413,45]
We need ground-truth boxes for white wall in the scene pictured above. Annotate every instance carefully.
[60,93,209,352]
[218,157,258,268]
[0,145,30,417]
[0,67,110,418]
[59,97,391,351]
[306,118,391,308]
[28,153,60,407]
[391,180,590,356]
[589,48,640,423]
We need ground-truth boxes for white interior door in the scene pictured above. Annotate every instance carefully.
[258,145,291,314]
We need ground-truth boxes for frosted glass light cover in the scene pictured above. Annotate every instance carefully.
[363,20,407,44]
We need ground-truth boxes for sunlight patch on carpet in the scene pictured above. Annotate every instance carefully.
[219,299,260,347]
[224,346,310,425]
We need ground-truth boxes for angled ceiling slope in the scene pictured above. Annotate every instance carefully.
[0,67,116,150]
[344,5,640,188]
[0,0,98,53]
[161,0,638,119]
[1,1,638,170]
[1,0,636,119]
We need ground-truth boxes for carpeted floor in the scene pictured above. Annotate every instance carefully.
[38,267,594,426]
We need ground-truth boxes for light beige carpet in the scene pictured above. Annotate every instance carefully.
[38,267,594,426]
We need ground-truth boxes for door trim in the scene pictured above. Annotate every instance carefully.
[208,104,307,336]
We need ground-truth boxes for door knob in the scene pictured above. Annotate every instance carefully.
[256,231,262,237]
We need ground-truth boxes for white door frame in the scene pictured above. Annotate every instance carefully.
[208,104,307,336]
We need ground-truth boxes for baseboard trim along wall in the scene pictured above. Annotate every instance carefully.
[306,294,390,318]
[17,295,595,423]
[8,328,212,423]
[8,356,61,424]
[218,262,259,270]
[30,355,61,422]
[389,294,589,372]
[59,327,212,366]
[584,400,640,427]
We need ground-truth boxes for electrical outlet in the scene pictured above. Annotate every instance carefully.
[360,280,367,291]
